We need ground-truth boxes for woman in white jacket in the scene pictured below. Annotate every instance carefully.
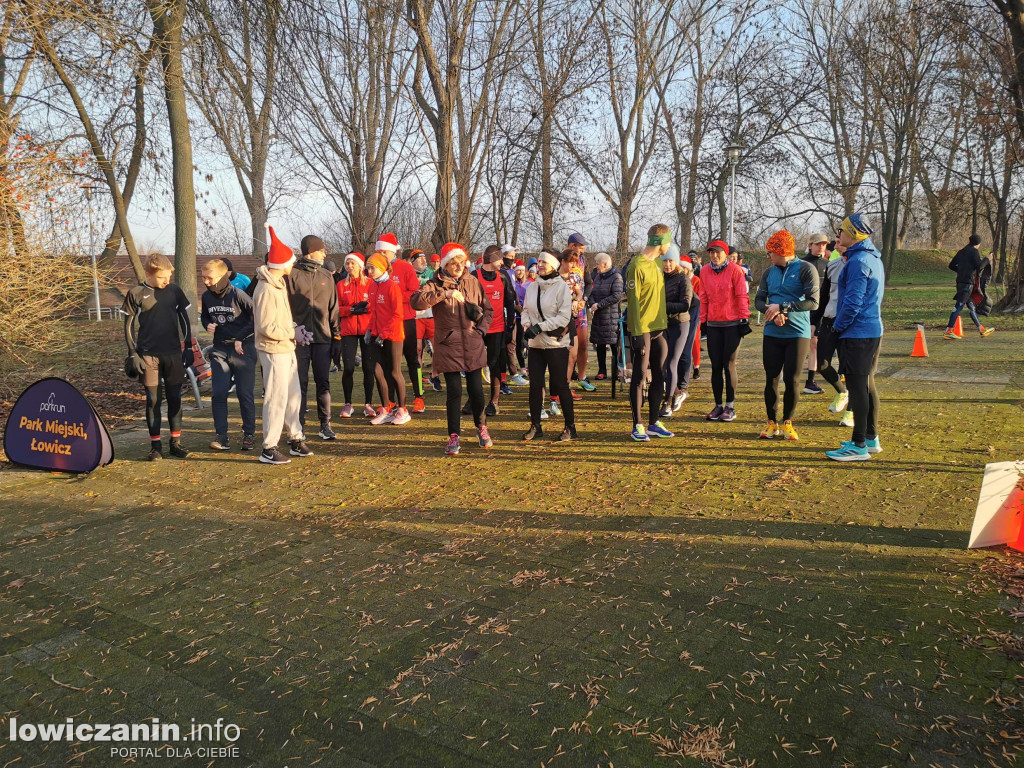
[521,250,577,441]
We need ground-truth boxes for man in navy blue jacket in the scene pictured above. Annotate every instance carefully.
[826,214,884,462]
[201,259,257,452]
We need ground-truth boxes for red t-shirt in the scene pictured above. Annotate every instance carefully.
[477,270,505,334]
[390,259,420,321]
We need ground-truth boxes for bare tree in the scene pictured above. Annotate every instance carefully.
[0,7,36,258]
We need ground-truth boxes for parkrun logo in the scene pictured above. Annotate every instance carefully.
[39,393,66,414]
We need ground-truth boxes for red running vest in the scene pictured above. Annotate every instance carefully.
[477,271,505,334]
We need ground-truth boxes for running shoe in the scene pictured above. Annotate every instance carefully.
[461,401,472,415]
[430,376,443,392]
[413,396,426,414]
[942,329,960,340]
[318,424,336,440]
[980,326,995,337]
[477,425,493,449]
[500,383,513,396]
[260,447,291,465]
[692,366,700,379]
[826,443,870,462]
[841,437,882,454]
[539,409,549,420]
[828,392,849,414]
[647,422,674,438]
[210,436,231,451]
[445,433,461,456]
[659,402,673,419]
[485,402,498,417]
[340,404,354,418]
[550,399,562,416]
[720,406,736,422]
[241,434,255,451]
[522,424,543,441]
[365,403,380,417]
[370,407,393,425]
[839,410,854,427]
[555,426,577,442]
[595,373,607,381]
[631,423,650,442]
[781,421,799,441]
[760,420,780,439]
[706,405,725,421]
[147,442,164,461]
[329,363,339,373]
[672,392,688,412]
[569,390,583,401]
[802,381,823,395]
[169,440,190,458]
[390,407,411,425]
[482,367,491,384]
[510,373,529,386]
[288,440,313,457]
[579,378,597,392]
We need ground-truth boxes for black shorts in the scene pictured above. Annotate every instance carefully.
[837,337,880,377]
[141,353,186,388]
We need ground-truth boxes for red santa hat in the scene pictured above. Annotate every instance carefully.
[514,259,524,268]
[375,232,399,253]
[430,253,440,264]
[438,242,468,270]
[344,251,365,267]
[265,224,295,269]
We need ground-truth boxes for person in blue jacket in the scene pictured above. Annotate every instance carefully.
[754,230,819,441]
[826,213,884,462]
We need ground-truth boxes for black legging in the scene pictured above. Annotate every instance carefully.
[762,335,811,422]
[847,371,880,444]
[528,346,574,427]
[706,325,743,405]
[341,335,375,405]
[403,318,423,398]
[445,369,485,436]
[663,321,689,400]
[370,338,406,408]
[484,332,506,403]
[816,319,846,394]
[145,383,182,438]
[629,331,667,426]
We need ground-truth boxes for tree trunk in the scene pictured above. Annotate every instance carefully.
[540,115,554,246]
[150,0,198,319]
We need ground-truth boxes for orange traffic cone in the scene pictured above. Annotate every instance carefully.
[1009,510,1024,553]
[911,324,929,357]
[953,316,963,337]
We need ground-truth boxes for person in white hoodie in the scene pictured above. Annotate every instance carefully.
[521,250,577,442]
[253,226,314,465]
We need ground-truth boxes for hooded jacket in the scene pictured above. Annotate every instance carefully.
[834,239,885,339]
[697,261,750,324]
[949,245,982,285]
[521,273,573,349]
[588,267,625,345]
[201,279,254,346]
[253,265,296,354]
[286,257,340,343]
[411,269,492,373]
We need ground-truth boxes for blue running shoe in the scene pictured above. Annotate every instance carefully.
[841,437,882,454]
[500,382,513,396]
[631,423,650,442]
[826,443,870,462]
[647,421,675,438]
[578,377,597,392]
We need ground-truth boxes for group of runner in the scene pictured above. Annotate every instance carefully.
[122,215,887,464]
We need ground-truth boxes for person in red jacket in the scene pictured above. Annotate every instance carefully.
[336,252,381,419]
[696,239,751,422]
[470,245,516,416]
[377,234,426,412]
[366,251,410,425]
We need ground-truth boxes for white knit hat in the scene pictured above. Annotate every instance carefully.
[537,251,560,271]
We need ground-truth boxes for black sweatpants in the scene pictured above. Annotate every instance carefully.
[839,337,881,444]
[528,346,574,427]
[629,330,668,426]
[762,335,811,422]
[445,369,485,436]
[296,342,332,429]
[706,325,743,405]
[816,318,846,393]
[341,335,375,405]
[484,331,506,403]
[403,318,423,398]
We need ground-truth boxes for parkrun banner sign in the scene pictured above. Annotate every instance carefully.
[3,378,114,473]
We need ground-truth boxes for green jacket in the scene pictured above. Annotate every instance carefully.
[626,255,667,335]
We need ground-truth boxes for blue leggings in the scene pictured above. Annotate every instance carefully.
[947,298,980,330]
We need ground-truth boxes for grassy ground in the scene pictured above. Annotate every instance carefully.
[0,279,1022,767]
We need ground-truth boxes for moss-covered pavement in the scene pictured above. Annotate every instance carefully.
[1,288,1022,767]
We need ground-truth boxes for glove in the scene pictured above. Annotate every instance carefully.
[294,324,314,346]
[523,325,542,341]
[124,353,145,380]
[374,335,384,348]
[182,346,195,369]
[465,302,484,323]
[350,301,368,315]
[364,329,372,345]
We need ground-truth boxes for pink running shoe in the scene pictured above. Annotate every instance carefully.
[340,404,354,418]
[477,425,493,449]
[390,407,411,425]
[370,407,393,425]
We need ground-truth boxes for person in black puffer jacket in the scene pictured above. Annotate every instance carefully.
[660,245,694,416]
[944,234,993,338]
[587,252,625,380]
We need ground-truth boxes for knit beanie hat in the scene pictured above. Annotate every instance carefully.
[660,244,681,263]
[375,232,399,253]
[301,234,326,255]
[430,253,440,264]
[366,252,390,276]
[439,242,468,270]
[969,234,981,246]
[266,225,295,269]
[839,214,873,242]
[766,230,796,258]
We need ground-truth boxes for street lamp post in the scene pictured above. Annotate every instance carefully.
[725,142,744,247]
